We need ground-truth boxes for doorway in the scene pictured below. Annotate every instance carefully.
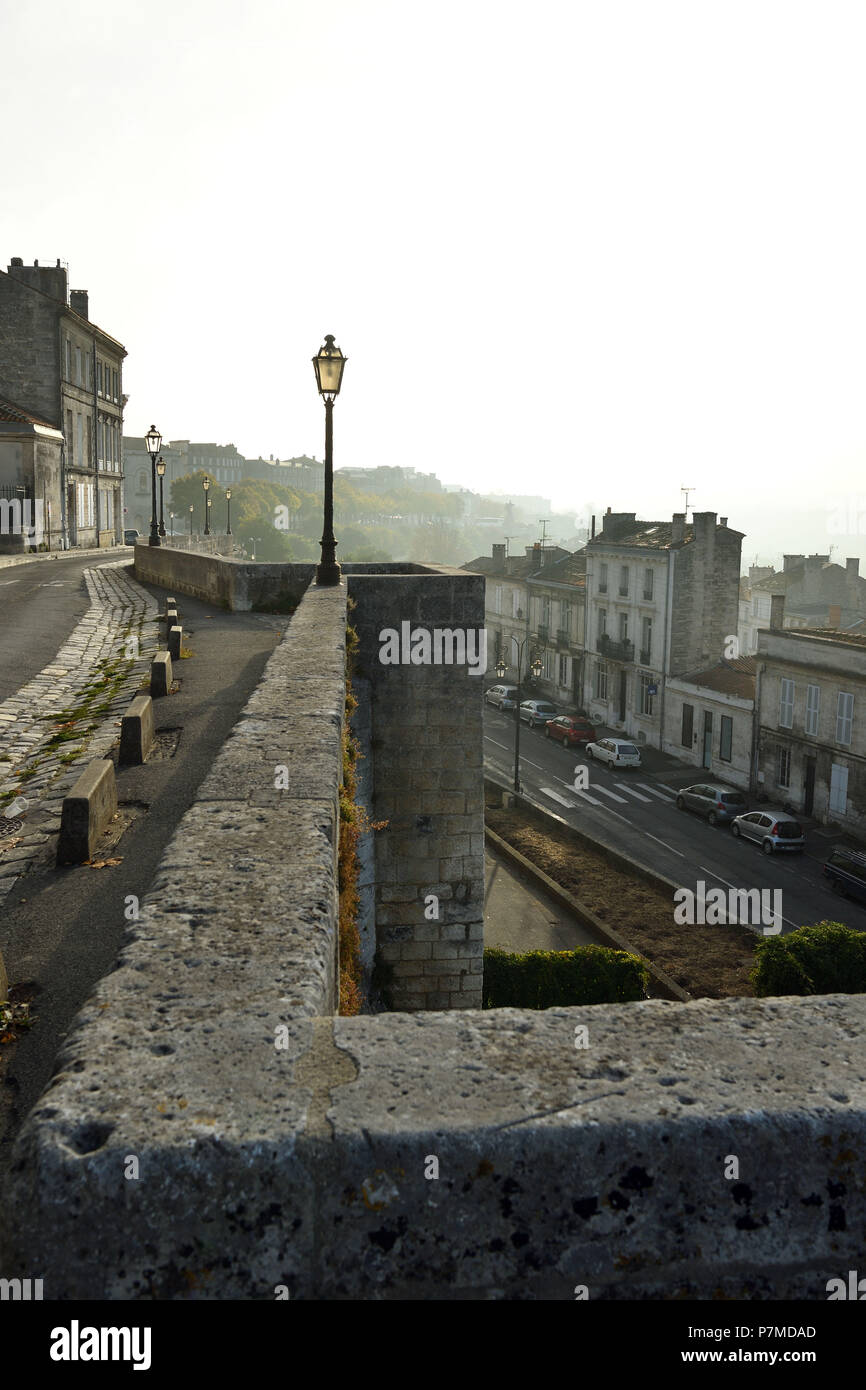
[618,668,627,723]
[702,710,713,769]
[803,757,816,817]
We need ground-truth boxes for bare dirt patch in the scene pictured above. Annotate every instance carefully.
[485,791,757,998]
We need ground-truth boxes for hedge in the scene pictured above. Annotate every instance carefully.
[483,945,649,1009]
[752,920,866,997]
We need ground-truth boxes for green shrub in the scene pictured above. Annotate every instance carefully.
[752,920,866,997]
[483,945,649,1009]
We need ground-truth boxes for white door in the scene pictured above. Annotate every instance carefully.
[829,763,849,815]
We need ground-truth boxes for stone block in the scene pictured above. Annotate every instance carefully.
[168,624,182,660]
[150,651,172,697]
[119,694,155,766]
[56,760,117,864]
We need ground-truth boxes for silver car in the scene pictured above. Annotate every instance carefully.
[519,699,558,727]
[485,684,518,711]
[676,782,748,825]
[731,809,806,854]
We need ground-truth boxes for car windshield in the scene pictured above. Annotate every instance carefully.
[618,744,638,755]
[775,821,802,838]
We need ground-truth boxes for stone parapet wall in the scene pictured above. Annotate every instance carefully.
[7,995,866,1298]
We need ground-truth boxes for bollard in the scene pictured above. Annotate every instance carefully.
[150,651,173,697]
[57,760,118,864]
[168,625,182,660]
[119,694,155,765]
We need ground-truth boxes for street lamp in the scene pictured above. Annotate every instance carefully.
[495,646,543,793]
[312,334,346,585]
[203,475,211,535]
[157,457,166,537]
[188,503,194,537]
[169,512,175,537]
[145,424,162,547]
[225,487,232,536]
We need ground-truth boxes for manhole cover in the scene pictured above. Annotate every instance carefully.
[0,816,24,835]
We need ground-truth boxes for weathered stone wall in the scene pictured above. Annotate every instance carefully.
[349,571,486,1010]
[0,270,61,425]
[670,517,743,675]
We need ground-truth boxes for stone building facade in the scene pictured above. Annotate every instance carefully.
[739,554,866,654]
[0,399,64,552]
[0,258,126,548]
[583,509,743,746]
[463,542,571,699]
[756,622,866,830]
[661,657,756,791]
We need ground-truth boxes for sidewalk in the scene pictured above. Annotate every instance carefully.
[484,840,601,952]
[0,543,126,571]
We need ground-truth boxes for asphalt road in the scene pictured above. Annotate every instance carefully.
[484,705,863,936]
[0,551,115,700]
[0,570,287,1186]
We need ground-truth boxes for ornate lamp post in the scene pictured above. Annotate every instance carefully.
[188,504,194,537]
[203,475,211,535]
[145,424,162,547]
[312,334,346,585]
[225,487,232,536]
[157,457,166,537]
[495,647,543,793]
[169,512,175,537]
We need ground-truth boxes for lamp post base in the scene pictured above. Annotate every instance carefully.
[315,561,342,586]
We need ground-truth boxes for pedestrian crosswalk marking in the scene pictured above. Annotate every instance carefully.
[615,781,651,801]
[636,782,675,801]
[539,786,578,808]
[592,785,628,804]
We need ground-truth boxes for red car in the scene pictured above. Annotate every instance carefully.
[544,715,597,746]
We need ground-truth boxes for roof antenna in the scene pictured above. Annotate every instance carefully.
[538,518,551,544]
[681,486,694,521]
[503,535,518,557]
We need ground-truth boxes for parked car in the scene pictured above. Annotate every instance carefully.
[731,808,805,854]
[585,737,642,768]
[675,782,748,825]
[123,528,140,545]
[485,684,519,711]
[544,715,597,746]
[823,846,866,902]
[519,699,558,727]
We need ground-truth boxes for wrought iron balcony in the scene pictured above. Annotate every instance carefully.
[536,625,549,643]
[639,648,651,665]
[556,628,571,648]
[598,633,634,663]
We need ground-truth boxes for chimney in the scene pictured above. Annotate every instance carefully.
[770,594,785,630]
[828,604,842,628]
[692,510,717,543]
[671,512,685,546]
[719,516,728,527]
[6,258,68,303]
[491,543,506,566]
[70,289,89,319]
[846,557,859,580]
[783,554,805,572]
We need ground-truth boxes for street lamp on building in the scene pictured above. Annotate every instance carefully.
[145,424,162,547]
[312,334,346,586]
[225,487,232,536]
[203,475,211,535]
[495,645,543,793]
[157,457,166,537]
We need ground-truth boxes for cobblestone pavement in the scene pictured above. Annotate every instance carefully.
[0,562,160,904]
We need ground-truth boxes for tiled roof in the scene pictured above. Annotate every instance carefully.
[677,655,757,699]
[588,521,695,549]
[462,546,571,581]
[528,550,587,587]
[0,397,58,428]
[789,628,866,648]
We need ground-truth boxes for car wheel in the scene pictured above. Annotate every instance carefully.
[587,746,594,759]
[708,811,718,827]
[676,795,685,810]
[762,839,774,855]
[731,823,740,837]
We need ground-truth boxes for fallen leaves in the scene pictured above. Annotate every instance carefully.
[85,856,124,869]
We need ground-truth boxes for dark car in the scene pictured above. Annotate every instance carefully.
[123,529,140,546]
[676,782,748,826]
[823,847,866,904]
[544,715,597,746]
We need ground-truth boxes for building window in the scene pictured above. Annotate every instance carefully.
[112,369,118,401]
[682,703,694,747]
[778,746,791,787]
[779,678,794,729]
[643,567,654,600]
[85,354,91,390]
[639,673,655,716]
[594,662,608,701]
[494,585,502,616]
[66,409,74,463]
[598,609,607,637]
[598,562,608,594]
[512,590,521,619]
[66,339,72,379]
[805,684,820,737]
[619,565,629,596]
[558,653,569,686]
[619,612,628,642]
[719,715,733,762]
[97,361,103,395]
[137,470,148,492]
[641,615,652,664]
[86,416,92,468]
[561,602,571,636]
[77,414,84,470]
[75,346,82,385]
[836,691,854,746]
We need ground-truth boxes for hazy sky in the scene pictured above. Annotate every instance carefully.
[4,0,866,567]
